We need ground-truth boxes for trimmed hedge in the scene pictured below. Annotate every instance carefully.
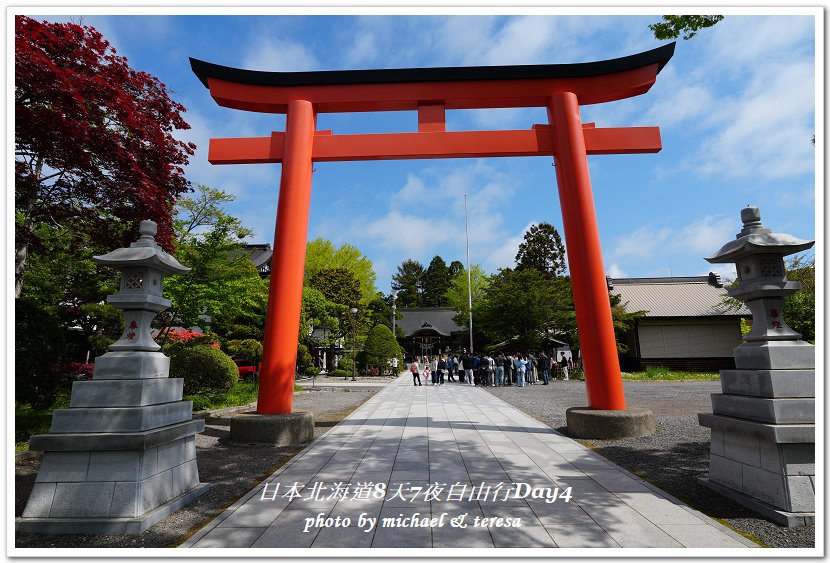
[169,345,238,394]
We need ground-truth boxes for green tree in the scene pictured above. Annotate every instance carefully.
[362,324,403,376]
[448,260,464,279]
[445,264,490,328]
[19,222,122,360]
[366,292,403,337]
[392,259,425,307]
[305,238,377,303]
[422,256,451,307]
[159,185,266,343]
[783,253,815,343]
[476,268,574,351]
[649,15,724,40]
[609,292,647,354]
[309,267,362,307]
[515,223,567,278]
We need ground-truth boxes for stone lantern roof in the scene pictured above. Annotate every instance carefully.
[93,220,190,275]
[706,206,813,264]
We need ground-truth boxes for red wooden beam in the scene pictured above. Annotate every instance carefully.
[207,126,661,164]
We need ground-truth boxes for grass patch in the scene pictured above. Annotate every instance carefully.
[622,367,719,381]
[15,390,72,451]
[184,381,305,412]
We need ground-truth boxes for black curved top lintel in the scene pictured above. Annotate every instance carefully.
[190,42,675,89]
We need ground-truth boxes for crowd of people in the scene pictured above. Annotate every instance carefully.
[406,350,577,387]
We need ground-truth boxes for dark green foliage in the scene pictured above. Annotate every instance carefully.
[362,324,403,375]
[783,254,815,343]
[476,268,575,352]
[226,339,263,365]
[448,260,464,279]
[297,343,319,376]
[330,369,350,379]
[422,256,451,307]
[649,15,724,40]
[309,267,362,307]
[15,299,66,408]
[169,345,238,394]
[609,292,647,354]
[392,259,425,307]
[515,222,567,278]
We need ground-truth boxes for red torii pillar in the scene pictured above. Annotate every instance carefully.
[190,43,675,415]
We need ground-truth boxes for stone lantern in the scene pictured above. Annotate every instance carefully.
[17,220,209,535]
[698,206,815,526]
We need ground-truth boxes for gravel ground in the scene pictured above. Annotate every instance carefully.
[15,378,815,549]
[487,379,815,548]
[14,385,382,549]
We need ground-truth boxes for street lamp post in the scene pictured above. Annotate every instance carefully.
[391,289,397,337]
[350,307,358,381]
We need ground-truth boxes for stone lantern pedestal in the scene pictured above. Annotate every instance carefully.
[17,221,209,535]
[698,206,814,526]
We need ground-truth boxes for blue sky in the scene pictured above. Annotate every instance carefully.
[26,11,819,294]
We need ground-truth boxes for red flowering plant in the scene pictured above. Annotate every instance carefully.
[52,362,95,382]
[158,329,221,355]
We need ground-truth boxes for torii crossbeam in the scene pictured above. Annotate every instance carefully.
[191,42,675,415]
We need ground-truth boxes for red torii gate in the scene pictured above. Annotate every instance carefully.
[190,43,675,415]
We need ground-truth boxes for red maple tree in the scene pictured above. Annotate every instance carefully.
[15,16,195,296]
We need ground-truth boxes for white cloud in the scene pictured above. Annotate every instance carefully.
[606,263,627,279]
[242,38,320,72]
[676,215,735,255]
[609,224,672,260]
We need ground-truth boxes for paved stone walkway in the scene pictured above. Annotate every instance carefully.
[182,376,757,550]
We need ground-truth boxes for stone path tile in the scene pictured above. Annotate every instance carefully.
[183,376,759,550]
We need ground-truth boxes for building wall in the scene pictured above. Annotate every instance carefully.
[619,317,742,372]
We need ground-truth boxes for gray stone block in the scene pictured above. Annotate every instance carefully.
[16,483,210,535]
[781,443,815,476]
[93,351,170,379]
[742,465,787,508]
[50,482,116,518]
[171,459,200,497]
[22,483,56,518]
[733,341,815,370]
[698,412,814,443]
[140,446,159,479]
[565,407,656,439]
[719,369,814,398]
[722,431,759,466]
[787,476,815,512]
[87,450,141,481]
[51,402,193,433]
[158,437,187,472]
[29,420,204,452]
[710,429,724,456]
[711,394,814,424]
[758,439,782,473]
[230,412,314,445]
[709,454,742,491]
[698,477,813,527]
[35,451,91,483]
[140,469,174,513]
[70,378,183,407]
[110,482,139,517]
[184,435,196,461]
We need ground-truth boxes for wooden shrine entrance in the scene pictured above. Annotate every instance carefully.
[190,42,675,414]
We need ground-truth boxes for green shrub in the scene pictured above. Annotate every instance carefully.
[296,343,318,376]
[362,324,402,376]
[169,345,238,394]
[16,299,66,409]
[330,369,350,379]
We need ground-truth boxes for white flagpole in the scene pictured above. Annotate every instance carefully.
[465,194,474,354]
